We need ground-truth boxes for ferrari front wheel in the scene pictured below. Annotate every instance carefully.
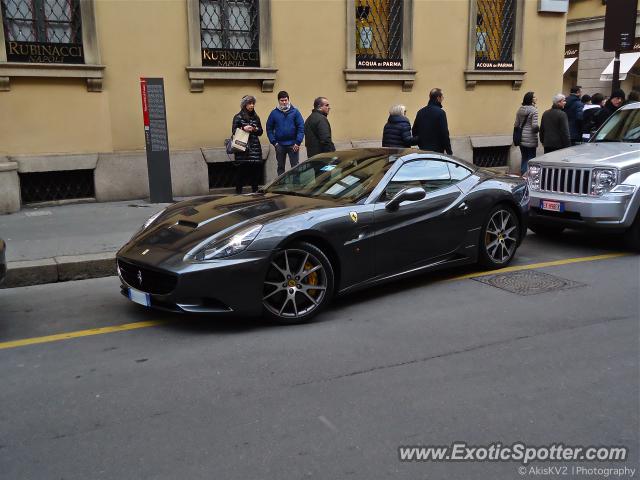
[478,205,520,269]
[262,242,334,324]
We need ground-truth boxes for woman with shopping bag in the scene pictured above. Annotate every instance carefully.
[231,95,264,194]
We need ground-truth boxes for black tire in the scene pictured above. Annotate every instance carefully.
[623,213,640,252]
[262,241,334,324]
[478,205,521,269]
[528,222,565,237]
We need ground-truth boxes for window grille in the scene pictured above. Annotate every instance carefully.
[475,0,516,70]
[20,170,95,203]
[1,0,82,44]
[200,0,259,50]
[355,0,403,69]
[208,162,265,189]
[473,146,510,168]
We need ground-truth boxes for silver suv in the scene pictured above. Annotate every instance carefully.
[528,102,640,250]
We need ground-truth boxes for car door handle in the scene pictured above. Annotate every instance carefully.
[457,202,468,211]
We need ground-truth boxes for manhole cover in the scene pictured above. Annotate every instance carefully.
[473,270,584,296]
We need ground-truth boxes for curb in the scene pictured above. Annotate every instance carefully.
[2,252,117,289]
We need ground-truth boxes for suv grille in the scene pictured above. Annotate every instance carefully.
[540,166,591,195]
[117,259,177,295]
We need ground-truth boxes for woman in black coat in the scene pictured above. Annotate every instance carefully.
[382,104,418,148]
[232,95,264,193]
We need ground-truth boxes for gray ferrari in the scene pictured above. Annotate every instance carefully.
[117,148,529,323]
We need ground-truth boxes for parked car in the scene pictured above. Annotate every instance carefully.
[528,102,640,250]
[0,238,6,285]
[117,148,529,323]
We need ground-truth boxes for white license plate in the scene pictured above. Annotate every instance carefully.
[541,200,563,212]
[128,287,151,307]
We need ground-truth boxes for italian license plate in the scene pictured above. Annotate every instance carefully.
[128,287,151,307]
[540,200,563,212]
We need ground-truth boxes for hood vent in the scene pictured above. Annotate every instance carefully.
[177,220,199,229]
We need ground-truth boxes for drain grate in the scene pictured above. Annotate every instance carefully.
[473,270,584,296]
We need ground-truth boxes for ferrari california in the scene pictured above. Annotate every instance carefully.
[117,148,528,323]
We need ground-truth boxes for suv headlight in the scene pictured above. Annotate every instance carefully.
[591,168,618,196]
[527,164,541,190]
[191,224,263,261]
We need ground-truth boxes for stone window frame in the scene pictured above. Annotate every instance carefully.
[0,0,104,92]
[344,0,415,92]
[186,0,276,93]
[464,0,526,90]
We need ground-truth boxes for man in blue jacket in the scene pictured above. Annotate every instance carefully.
[266,91,305,176]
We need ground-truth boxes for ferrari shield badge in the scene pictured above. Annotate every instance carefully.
[349,211,358,223]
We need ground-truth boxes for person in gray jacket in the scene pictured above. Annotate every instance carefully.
[539,94,570,154]
[304,97,336,158]
[513,91,539,175]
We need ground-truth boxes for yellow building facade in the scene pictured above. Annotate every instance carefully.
[0,0,568,213]
[564,0,640,95]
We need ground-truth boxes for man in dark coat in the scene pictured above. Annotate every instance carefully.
[539,94,570,154]
[304,97,335,158]
[593,89,626,131]
[412,88,452,154]
[565,85,584,145]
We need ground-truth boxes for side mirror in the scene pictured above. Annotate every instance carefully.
[385,186,426,211]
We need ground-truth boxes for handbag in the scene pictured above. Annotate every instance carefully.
[513,112,531,146]
[230,127,250,152]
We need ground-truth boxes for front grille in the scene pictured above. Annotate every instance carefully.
[539,166,591,195]
[117,259,177,295]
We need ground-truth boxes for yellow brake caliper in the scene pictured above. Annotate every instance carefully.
[304,262,318,297]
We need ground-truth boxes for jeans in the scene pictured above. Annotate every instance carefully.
[275,144,299,176]
[519,146,537,175]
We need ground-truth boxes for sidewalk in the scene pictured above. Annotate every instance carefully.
[0,196,225,288]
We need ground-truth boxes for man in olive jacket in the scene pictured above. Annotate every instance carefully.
[539,94,570,154]
[304,97,336,158]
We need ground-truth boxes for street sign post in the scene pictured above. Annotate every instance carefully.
[603,0,639,93]
[140,77,173,203]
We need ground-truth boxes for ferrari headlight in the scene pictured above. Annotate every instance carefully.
[527,164,541,191]
[591,168,617,196]
[194,224,263,261]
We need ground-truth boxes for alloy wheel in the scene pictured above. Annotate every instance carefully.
[484,209,518,264]
[263,248,328,320]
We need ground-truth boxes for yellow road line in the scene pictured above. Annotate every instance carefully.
[0,252,632,351]
[0,320,168,351]
[449,252,630,281]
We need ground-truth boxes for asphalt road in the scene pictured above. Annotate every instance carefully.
[0,232,638,480]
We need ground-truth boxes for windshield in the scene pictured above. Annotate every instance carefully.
[594,108,640,143]
[264,150,398,201]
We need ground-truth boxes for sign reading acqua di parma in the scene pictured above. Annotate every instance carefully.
[6,41,84,64]
[202,48,260,67]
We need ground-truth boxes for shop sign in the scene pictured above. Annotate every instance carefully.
[474,59,514,70]
[355,56,403,69]
[202,49,260,67]
[6,41,84,64]
[564,44,579,58]
[604,0,639,52]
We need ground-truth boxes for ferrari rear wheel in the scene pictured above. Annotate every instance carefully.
[478,205,520,269]
[262,242,334,324]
